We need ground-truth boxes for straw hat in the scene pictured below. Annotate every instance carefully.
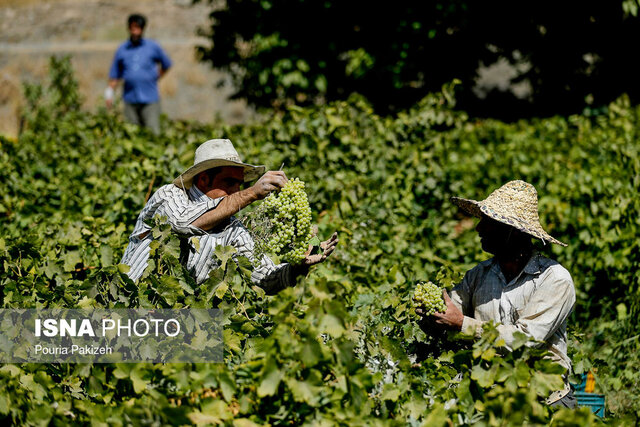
[173,139,265,189]
[451,180,567,246]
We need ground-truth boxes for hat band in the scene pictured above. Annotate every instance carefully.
[221,155,242,162]
[195,155,242,165]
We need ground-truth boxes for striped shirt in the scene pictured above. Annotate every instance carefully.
[449,252,575,401]
[121,184,294,293]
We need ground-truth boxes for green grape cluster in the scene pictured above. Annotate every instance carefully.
[260,178,313,264]
[413,281,447,316]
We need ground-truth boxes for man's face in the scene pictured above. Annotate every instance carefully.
[211,167,244,195]
[475,216,514,255]
[129,23,144,43]
[197,166,245,199]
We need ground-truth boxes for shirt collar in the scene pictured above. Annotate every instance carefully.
[187,185,211,203]
[488,251,542,284]
[523,251,542,275]
[125,38,145,48]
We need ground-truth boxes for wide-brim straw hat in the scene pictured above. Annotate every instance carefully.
[451,180,567,246]
[173,139,265,189]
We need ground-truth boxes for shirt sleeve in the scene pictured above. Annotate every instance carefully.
[153,41,172,71]
[230,221,295,294]
[153,185,222,236]
[108,47,123,79]
[459,267,576,348]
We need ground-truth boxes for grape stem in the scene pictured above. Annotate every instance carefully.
[230,286,251,320]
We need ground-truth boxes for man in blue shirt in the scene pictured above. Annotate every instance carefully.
[105,14,172,134]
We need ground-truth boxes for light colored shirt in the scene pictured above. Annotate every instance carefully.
[449,252,576,401]
[121,184,294,293]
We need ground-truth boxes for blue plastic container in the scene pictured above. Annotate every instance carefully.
[575,391,606,417]
[572,375,587,392]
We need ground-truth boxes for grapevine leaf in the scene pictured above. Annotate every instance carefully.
[257,359,283,397]
[130,366,149,394]
[471,364,497,388]
[531,371,564,397]
[214,245,237,271]
[380,383,400,401]
[318,314,345,337]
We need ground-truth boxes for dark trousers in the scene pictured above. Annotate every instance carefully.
[550,389,578,409]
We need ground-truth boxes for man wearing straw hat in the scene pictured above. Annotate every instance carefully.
[121,139,338,293]
[420,180,577,408]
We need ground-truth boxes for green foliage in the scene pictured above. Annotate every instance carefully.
[22,55,81,132]
[197,0,640,117]
[570,304,640,421]
[0,56,637,424]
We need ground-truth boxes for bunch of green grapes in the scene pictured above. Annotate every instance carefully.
[413,281,447,315]
[259,178,313,264]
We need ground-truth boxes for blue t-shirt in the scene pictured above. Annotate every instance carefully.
[109,38,172,104]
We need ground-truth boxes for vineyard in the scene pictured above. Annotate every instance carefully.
[1,58,639,425]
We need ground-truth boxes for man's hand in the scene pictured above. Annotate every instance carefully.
[250,171,288,200]
[290,232,338,278]
[303,232,338,266]
[105,80,117,109]
[105,87,114,108]
[191,170,287,232]
[430,290,464,330]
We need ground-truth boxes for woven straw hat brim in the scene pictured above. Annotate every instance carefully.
[173,159,265,189]
[451,196,567,246]
[450,197,484,219]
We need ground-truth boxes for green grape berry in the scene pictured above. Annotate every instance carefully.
[413,281,447,316]
[257,178,313,264]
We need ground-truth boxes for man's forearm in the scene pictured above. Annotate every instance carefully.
[158,66,169,79]
[191,188,258,231]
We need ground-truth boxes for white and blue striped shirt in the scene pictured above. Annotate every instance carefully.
[121,184,294,293]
